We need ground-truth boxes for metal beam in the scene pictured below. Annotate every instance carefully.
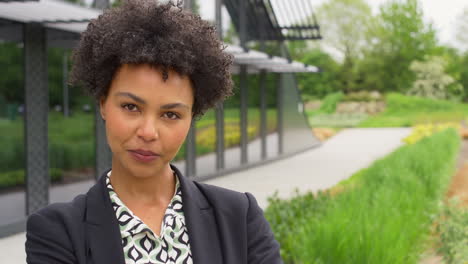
[259,70,267,160]
[239,0,247,49]
[240,65,248,164]
[215,102,225,170]
[24,22,49,215]
[95,104,111,179]
[93,0,109,9]
[185,121,197,177]
[276,72,283,155]
[215,0,223,39]
[62,52,69,117]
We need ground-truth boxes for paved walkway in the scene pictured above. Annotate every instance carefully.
[0,128,412,263]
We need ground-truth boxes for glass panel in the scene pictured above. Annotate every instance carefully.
[266,73,279,158]
[223,75,241,170]
[0,42,26,226]
[247,74,262,163]
[48,48,94,204]
[194,109,216,177]
[171,140,186,176]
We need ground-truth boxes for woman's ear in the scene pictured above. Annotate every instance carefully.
[99,96,106,121]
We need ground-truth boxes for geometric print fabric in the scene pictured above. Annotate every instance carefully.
[106,171,193,264]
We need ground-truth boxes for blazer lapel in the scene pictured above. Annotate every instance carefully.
[172,165,224,264]
[84,170,125,264]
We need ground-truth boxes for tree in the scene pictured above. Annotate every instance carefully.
[455,7,468,51]
[315,0,372,63]
[407,56,463,101]
[294,48,340,98]
[360,0,438,92]
[0,43,23,103]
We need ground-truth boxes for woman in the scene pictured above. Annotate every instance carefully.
[25,1,282,263]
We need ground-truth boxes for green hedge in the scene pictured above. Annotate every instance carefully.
[265,128,460,263]
[0,168,63,190]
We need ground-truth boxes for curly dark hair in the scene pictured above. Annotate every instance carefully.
[70,0,233,119]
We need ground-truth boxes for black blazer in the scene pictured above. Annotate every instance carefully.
[25,164,283,264]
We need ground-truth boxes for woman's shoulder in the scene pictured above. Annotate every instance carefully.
[191,181,260,213]
[29,193,87,221]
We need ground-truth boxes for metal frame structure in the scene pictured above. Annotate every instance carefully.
[224,0,321,41]
[0,0,321,237]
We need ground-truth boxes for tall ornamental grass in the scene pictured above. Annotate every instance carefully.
[265,128,460,263]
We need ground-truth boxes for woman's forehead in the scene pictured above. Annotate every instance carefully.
[109,64,194,104]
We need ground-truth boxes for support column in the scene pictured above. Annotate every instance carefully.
[240,65,248,164]
[93,0,109,9]
[63,53,69,117]
[215,0,225,170]
[183,0,193,11]
[259,70,267,159]
[24,23,49,215]
[215,102,225,170]
[276,73,284,155]
[95,105,112,179]
[185,121,196,177]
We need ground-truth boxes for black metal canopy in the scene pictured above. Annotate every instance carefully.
[224,0,321,42]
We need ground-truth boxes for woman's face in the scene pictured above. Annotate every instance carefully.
[100,64,194,178]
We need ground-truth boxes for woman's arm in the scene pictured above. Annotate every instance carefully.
[245,192,283,264]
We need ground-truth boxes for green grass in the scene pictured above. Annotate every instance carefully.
[265,128,460,264]
[359,93,468,127]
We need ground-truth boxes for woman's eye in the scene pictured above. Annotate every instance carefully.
[122,103,139,112]
[165,112,180,120]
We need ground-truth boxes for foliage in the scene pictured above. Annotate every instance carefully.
[359,0,438,93]
[359,93,468,127]
[455,7,468,51]
[315,92,343,114]
[315,0,371,62]
[403,123,461,145]
[0,43,23,102]
[0,168,63,190]
[265,129,460,263]
[294,48,341,98]
[407,56,463,101]
[437,199,468,263]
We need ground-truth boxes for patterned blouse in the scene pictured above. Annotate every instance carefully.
[106,171,193,264]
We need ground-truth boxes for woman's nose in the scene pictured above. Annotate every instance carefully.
[137,116,159,142]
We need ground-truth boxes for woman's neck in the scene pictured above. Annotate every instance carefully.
[108,162,176,207]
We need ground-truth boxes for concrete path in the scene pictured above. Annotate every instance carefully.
[0,128,412,263]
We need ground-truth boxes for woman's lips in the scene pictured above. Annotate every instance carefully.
[128,150,159,163]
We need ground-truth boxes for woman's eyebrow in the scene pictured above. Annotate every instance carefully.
[160,103,190,110]
[115,92,146,104]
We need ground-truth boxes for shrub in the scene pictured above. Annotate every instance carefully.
[317,92,344,114]
[0,168,63,190]
[403,123,461,144]
[437,199,468,263]
[265,129,460,263]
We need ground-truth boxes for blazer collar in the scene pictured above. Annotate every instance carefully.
[84,168,125,264]
[171,164,224,264]
[84,164,223,264]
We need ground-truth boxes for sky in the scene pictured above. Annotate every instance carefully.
[199,0,468,50]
